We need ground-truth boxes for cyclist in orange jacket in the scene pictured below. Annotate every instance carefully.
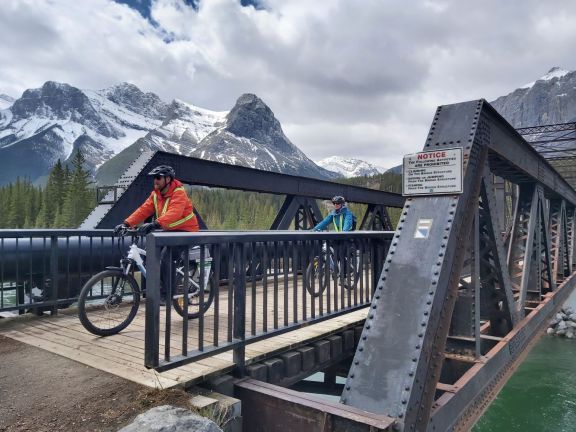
[115,165,199,235]
[114,165,199,304]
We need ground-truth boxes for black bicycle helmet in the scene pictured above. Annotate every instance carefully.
[148,165,175,178]
[331,195,345,204]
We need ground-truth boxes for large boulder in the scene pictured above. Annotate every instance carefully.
[119,405,223,432]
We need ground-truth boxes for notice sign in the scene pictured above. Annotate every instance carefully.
[402,148,463,196]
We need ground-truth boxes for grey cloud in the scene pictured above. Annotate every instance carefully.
[2,0,576,169]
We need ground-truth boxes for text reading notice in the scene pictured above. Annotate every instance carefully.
[402,148,463,196]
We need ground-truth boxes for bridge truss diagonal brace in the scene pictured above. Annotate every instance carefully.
[567,206,576,270]
[341,100,490,431]
[270,195,323,230]
[536,187,556,296]
[507,184,557,315]
[507,183,538,313]
[360,204,394,231]
[477,166,519,333]
[549,199,571,282]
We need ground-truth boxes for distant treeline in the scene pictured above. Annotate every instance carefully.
[0,152,94,229]
[0,162,403,230]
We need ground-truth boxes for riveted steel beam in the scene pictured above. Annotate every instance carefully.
[94,152,404,228]
[342,100,490,431]
[342,98,576,432]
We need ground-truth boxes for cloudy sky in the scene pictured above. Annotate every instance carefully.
[2,0,576,169]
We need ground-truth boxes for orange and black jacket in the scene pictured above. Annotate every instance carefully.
[124,179,199,232]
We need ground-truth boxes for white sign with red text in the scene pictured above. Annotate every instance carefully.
[402,148,463,196]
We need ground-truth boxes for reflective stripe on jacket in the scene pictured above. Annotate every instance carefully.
[125,179,199,232]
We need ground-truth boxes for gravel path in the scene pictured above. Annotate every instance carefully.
[0,335,190,432]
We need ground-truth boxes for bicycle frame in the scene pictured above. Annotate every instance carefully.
[125,242,147,277]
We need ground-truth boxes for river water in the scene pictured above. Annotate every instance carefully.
[473,288,576,432]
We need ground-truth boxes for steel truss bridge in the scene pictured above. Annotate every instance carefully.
[517,121,576,189]
[1,99,576,431]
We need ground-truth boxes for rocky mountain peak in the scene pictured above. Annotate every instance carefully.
[225,93,293,154]
[101,82,168,119]
[11,81,96,121]
[521,66,571,90]
[0,81,336,185]
[492,67,576,127]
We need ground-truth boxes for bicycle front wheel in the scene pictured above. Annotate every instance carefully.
[78,269,140,336]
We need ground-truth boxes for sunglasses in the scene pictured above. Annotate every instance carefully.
[153,175,164,180]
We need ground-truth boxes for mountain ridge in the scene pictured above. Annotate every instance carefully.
[0,81,337,186]
[316,156,385,178]
[491,66,576,127]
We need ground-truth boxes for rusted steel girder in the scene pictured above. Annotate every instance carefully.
[235,379,396,432]
[341,99,576,431]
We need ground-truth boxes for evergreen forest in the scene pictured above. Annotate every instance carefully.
[0,157,403,230]
[0,152,94,229]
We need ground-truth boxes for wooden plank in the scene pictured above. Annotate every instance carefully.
[2,328,179,389]
[37,318,234,373]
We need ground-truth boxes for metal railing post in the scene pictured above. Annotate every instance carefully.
[233,242,246,377]
[145,234,161,369]
[49,235,58,315]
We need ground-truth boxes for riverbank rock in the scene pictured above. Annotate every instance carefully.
[119,405,223,432]
[548,307,576,338]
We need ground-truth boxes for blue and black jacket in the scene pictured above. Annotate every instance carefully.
[313,206,355,232]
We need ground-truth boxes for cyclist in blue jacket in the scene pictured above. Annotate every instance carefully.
[313,195,356,232]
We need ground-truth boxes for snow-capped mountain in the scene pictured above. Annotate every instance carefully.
[0,82,335,186]
[316,156,385,178]
[97,92,336,184]
[520,67,570,90]
[0,94,14,110]
[492,67,576,127]
[189,94,336,179]
[0,81,172,185]
[144,99,228,154]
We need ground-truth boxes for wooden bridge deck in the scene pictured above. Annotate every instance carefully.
[0,282,369,389]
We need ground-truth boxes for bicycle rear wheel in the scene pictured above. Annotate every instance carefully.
[78,269,140,336]
[305,256,329,297]
[172,262,216,319]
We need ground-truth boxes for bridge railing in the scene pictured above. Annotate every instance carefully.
[0,230,122,314]
[144,231,392,372]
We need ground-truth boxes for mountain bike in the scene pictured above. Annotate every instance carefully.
[78,229,215,336]
[305,240,361,297]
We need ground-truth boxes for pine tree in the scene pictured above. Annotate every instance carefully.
[36,159,66,228]
[60,151,94,227]
[7,179,26,228]
[53,206,65,228]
